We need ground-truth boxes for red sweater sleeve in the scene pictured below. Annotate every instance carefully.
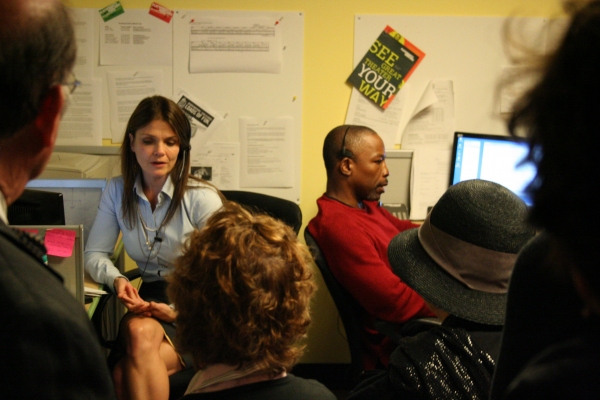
[381,206,420,231]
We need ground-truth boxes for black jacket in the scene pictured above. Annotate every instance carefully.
[348,316,502,400]
[0,221,115,399]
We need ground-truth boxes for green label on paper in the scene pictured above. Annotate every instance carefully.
[99,1,124,22]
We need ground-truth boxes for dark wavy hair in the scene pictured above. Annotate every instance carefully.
[507,0,600,293]
[0,0,76,138]
[167,202,316,373]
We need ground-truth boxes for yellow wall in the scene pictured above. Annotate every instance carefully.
[72,0,563,363]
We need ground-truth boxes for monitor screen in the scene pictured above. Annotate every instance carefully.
[7,189,66,226]
[24,178,107,245]
[450,132,537,205]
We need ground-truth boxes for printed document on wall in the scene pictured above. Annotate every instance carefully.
[192,142,240,190]
[100,9,172,66]
[188,16,282,73]
[239,117,293,188]
[71,8,95,78]
[400,79,455,149]
[173,89,225,149]
[107,70,163,142]
[410,148,452,220]
[345,83,410,150]
[57,78,102,146]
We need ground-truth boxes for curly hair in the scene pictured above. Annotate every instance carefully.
[167,202,316,374]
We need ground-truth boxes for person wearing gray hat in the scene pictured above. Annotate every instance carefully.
[348,179,535,400]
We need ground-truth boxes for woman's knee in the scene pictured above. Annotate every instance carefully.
[121,317,164,353]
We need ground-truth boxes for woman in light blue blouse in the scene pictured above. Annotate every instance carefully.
[85,96,223,400]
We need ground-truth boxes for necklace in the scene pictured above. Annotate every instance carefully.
[137,207,165,251]
[325,194,362,209]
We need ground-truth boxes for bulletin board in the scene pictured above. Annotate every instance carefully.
[172,10,304,203]
[69,8,173,146]
[68,8,303,204]
[353,15,549,137]
[350,15,552,220]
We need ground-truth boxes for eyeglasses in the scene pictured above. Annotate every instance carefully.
[340,126,352,159]
[62,72,81,94]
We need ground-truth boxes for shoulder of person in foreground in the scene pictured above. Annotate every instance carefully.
[0,235,115,399]
[349,323,496,400]
[180,374,336,400]
[504,327,600,400]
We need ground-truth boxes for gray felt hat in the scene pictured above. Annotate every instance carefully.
[388,179,535,325]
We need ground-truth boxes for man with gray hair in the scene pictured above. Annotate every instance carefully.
[0,0,114,398]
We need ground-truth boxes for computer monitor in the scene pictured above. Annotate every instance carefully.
[7,189,66,225]
[23,178,107,246]
[449,132,537,205]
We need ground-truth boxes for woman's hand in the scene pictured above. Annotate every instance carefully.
[146,302,177,323]
[113,277,176,322]
[114,277,149,313]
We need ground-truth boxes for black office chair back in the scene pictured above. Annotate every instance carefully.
[221,190,302,234]
[304,228,366,384]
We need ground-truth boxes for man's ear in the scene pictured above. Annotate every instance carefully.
[339,157,353,177]
[33,85,65,147]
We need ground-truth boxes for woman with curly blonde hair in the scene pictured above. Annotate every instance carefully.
[167,202,336,399]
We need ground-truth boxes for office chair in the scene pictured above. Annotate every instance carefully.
[304,228,441,386]
[91,190,302,399]
[221,190,302,234]
[304,228,367,384]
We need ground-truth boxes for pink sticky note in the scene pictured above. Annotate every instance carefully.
[45,229,76,258]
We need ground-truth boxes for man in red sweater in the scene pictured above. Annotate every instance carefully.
[307,125,434,370]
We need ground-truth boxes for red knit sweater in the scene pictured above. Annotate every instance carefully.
[308,195,434,368]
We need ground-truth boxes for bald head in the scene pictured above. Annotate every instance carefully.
[0,0,76,138]
[322,125,378,176]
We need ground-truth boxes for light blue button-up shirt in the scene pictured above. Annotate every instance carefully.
[84,176,223,289]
